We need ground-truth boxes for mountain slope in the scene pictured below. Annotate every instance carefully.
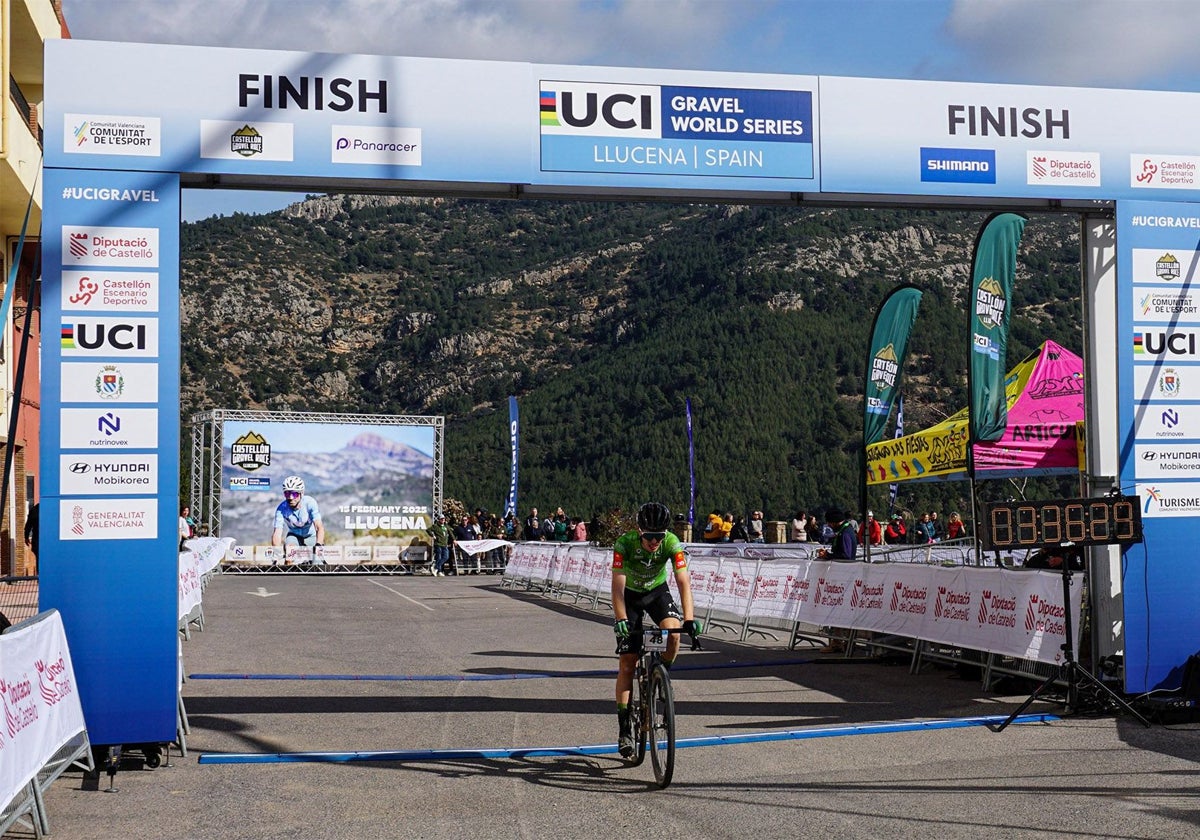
[181,198,1083,520]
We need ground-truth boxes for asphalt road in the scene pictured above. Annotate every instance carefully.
[28,573,1200,840]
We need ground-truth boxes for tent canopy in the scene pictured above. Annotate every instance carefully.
[866,340,1084,485]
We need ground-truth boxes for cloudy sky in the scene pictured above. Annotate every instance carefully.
[60,0,1200,218]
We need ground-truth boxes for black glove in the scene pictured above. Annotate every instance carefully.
[682,619,703,637]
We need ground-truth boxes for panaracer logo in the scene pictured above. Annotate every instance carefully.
[1157,253,1181,281]
[95,365,124,400]
[231,431,271,471]
[230,124,263,157]
[975,277,1006,329]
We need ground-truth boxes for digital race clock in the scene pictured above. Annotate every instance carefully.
[981,496,1143,551]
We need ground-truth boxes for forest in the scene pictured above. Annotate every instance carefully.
[180,196,1085,524]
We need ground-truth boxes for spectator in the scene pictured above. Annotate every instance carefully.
[720,513,734,542]
[24,502,39,562]
[451,515,473,575]
[553,513,570,542]
[946,511,968,540]
[702,509,724,543]
[806,515,822,543]
[857,510,883,546]
[571,517,588,542]
[747,510,765,543]
[916,512,937,543]
[178,504,191,551]
[523,508,540,541]
[730,515,749,542]
[930,511,946,541]
[427,514,452,576]
[884,513,908,545]
[540,513,557,541]
[791,509,808,542]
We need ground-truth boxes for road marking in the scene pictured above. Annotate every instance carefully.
[368,578,434,611]
[197,713,1059,764]
[247,587,278,598]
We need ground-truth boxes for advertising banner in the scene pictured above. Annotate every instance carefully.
[40,167,180,746]
[505,396,519,519]
[0,612,87,813]
[1119,200,1200,692]
[220,418,436,547]
[864,284,923,445]
[969,213,1026,442]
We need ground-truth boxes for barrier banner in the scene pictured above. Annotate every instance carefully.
[505,543,1078,665]
[0,612,86,813]
[178,551,203,622]
[454,539,514,556]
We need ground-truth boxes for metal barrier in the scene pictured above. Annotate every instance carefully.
[501,542,1075,691]
[0,612,93,838]
[0,575,39,624]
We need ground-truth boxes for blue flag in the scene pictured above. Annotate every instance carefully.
[504,396,519,518]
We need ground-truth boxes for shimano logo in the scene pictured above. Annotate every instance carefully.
[920,147,996,184]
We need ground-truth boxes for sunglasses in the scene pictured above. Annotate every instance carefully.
[284,491,301,499]
[641,531,666,542]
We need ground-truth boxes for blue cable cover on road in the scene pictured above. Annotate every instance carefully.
[197,713,1057,764]
[188,658,817,681]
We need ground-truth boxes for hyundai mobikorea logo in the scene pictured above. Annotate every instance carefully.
[921,147,996,184]
[69,462,91,473]
[1142,451,1158,461]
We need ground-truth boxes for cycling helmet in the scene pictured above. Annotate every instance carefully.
[282,475,305,494]
[637,502,672,533]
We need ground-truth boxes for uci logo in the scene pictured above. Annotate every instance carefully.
[540,82,660,138]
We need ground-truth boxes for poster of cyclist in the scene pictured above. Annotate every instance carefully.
[219,418,436,547]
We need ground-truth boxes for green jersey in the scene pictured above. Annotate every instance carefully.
[612,530,687,592]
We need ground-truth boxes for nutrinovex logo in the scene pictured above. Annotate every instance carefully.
[231,430,271,471]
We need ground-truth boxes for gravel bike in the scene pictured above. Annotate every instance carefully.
[625,626,701,788]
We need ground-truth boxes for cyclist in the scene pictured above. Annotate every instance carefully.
[612,502,702,757]
[270,475,325,548]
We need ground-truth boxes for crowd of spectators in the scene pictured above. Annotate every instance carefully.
[441,504,973,549]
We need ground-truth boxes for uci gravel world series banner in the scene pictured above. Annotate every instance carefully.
[220,419,435,547]
[1119,199,1200,693]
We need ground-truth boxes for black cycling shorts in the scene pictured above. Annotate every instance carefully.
[616,583,682,655]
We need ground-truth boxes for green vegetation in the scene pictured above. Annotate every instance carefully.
[180,198,1083,522]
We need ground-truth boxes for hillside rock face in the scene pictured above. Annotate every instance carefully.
[181,197,1082,518]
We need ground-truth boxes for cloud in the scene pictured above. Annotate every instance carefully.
[945,0,1200,88]
[65,0,761,67]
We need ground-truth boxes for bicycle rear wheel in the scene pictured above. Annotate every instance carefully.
[628,670,647,766]
[648,663,675,787]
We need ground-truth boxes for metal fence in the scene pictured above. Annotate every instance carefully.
[0,576,39,625]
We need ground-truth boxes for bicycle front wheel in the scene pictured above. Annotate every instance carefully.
[648,663,675,788]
